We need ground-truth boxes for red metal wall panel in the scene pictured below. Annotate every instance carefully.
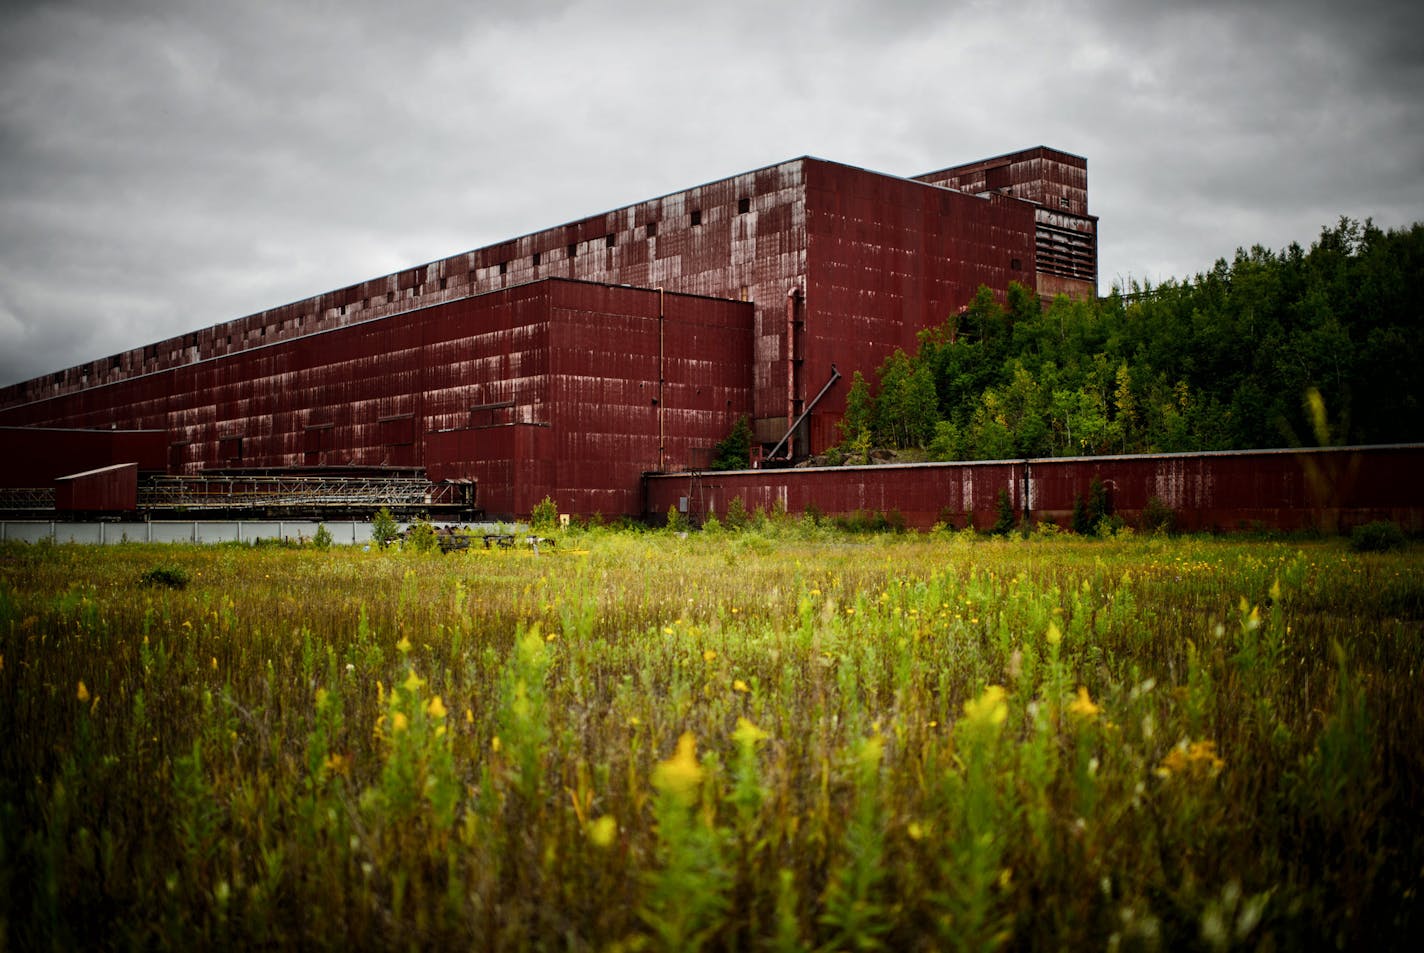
[799,161,1038,452]
[1025,447,1424,532]
[648,460,1021,529]
[53,462,138,511]
[0,427,166,486]
[646,446,1424,532]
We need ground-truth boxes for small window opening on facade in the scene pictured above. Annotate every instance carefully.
[187,332,198,348]
[646,221,658,238]
[738,197,750,215]
[110,356,121,370]
[54,372,64,384]
[567,243,577,258]
[498,261,508,275]
[259,326,266,337]
[362,298,369,309]
[144,344,157,360]
[1060,196,1070,209]
[339,305,346,315]
[1011,258,1023,271]
[690,209,702,227]
[532,251,541,266]
[605,233,616,247]
[439,277,448,290]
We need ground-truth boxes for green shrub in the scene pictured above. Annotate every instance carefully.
[139,565,189,589]
[372,507,400,548]
[711,416,753,470]
[404,520,438,553]
[1351,520,1407,552]
[312,524,333,550]
[724,496,750,531]
[530,495,560,532]
[1140,495,1177,534]
[992,488,1017,536]
[666,504,688,533]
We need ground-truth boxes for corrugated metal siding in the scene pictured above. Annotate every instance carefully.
[913,146,1097,298]
[652,460,1020,529]
[0,427,166,486]
[0,151,1083,462]
[799,161,1038,452]
[646,446,1424,532]
[0,158,811,416]
[547,284,754,517]
[54,462,138,511]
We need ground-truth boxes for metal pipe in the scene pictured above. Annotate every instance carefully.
[786,288,798,458]
[658,287,665,472]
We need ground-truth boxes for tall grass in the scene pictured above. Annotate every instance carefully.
[1,529,1420,949]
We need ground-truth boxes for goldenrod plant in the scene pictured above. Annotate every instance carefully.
[0,529,1420,948]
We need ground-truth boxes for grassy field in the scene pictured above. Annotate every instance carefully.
[2,525,1421,950]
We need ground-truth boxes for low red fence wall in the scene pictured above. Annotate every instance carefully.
[644,445,1424,533]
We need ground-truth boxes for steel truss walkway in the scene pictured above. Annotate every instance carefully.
[139,474,466,511]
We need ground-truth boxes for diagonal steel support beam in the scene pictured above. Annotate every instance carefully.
[766,364,841,463]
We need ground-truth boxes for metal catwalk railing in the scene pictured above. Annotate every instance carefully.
[139,475,463,510]
[0,486,56,510]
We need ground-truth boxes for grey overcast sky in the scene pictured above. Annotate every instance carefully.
[2,0,1421,387]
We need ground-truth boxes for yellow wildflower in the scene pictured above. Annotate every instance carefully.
[703,649,717,663]
[963,685,1008,728]
[731,717,769,748]
[396,635,412,655]
[733,678,750,693]
[391,711,409,733]
[1156,739,1224,779]
[586,815,618,848]
[652,732,703,804]
[1046,621,1062,646]
[490,735,501,752]
[857,734,885,769]
[1068,686,1101,720]
[402,669,424,694]
[1187,739,1225,774]
[76,680,90,703]
[465,707,475,724]
[427,695,448,719]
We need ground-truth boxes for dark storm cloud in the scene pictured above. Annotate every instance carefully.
[2,0,1421,386]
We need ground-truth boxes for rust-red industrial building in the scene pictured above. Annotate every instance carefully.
[0,147,1098,518]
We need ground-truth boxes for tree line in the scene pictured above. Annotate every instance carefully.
[835,217,1423,461]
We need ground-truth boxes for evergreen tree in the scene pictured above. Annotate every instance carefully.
[711,416,754,470]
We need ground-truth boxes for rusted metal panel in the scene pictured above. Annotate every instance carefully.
[799,161,1038,451]
[646,446,1424,532]
[1026,446,1424,533]
[913,146,1097,300]
[54,462,138,511]
[0,427,166,486]
[646,460,1021,529]
[0,147,1105,514]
